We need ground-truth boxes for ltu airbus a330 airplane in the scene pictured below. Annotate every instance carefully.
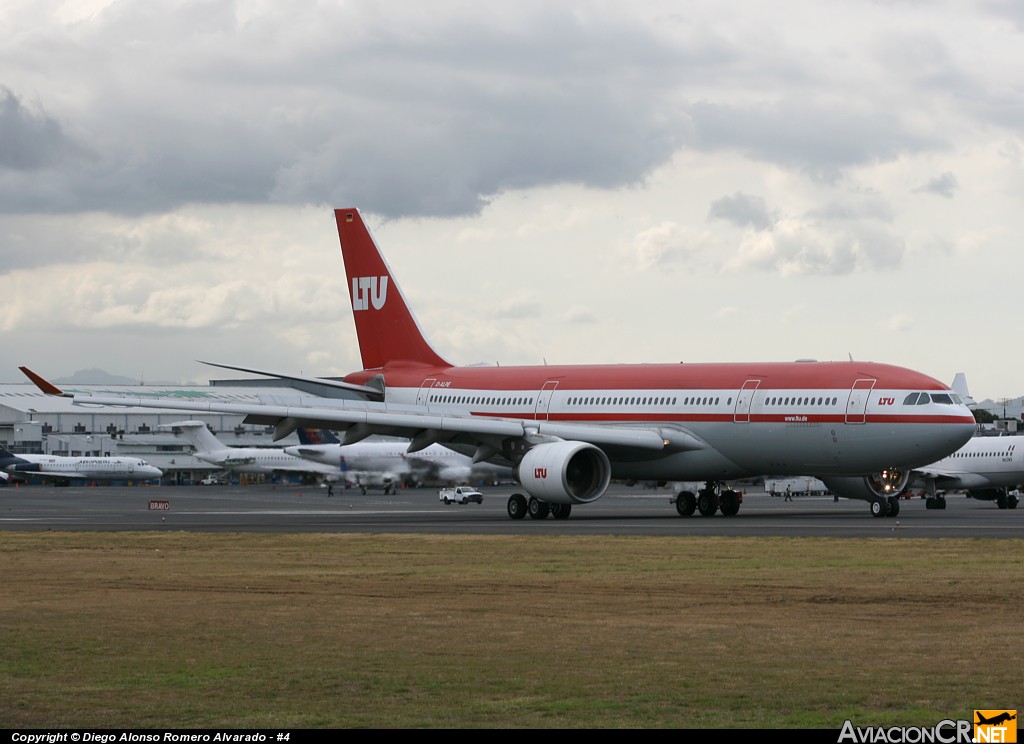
[0,443,163,483]
[19,207,977,519]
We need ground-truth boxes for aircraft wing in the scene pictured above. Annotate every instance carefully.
[22,470,94,480]
[269,460,341,476]
[284,448,323,460]
[197,360,385,400]
[908,467,990,491]
[92,394,691,448]
[19,367,708,463]
[399,455,453,482]
[22,382,705,463]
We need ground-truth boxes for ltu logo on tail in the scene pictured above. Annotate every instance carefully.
[352,276,388,311]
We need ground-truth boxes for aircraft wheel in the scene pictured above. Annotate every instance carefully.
[507,493,528,520]
[697,491,719,517]
[997,492,1008,509]
[550,504,572,519]
[870,499,888,518]
[719,492,741,517]
[528,497,550,520]
[675,491,696,517]
[937,495,946,510]
[1009,494,1019,509]
[886,496,900,517]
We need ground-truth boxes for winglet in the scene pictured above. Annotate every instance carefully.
[19,367,70,397]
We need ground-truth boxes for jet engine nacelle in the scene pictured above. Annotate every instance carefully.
[516,441,611,505]
[966,488,1001,502]
[6,463,41,473]
[821,470,911,502]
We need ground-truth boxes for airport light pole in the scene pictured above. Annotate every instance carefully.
[86,434,108,456]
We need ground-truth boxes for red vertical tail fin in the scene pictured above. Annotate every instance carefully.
[335,208,451,371]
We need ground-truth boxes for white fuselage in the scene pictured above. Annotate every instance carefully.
[283,440,512,484]
[9,454,163,481]
[386,373,976,481]
[194,447,341,477]
[910,435,1024,491]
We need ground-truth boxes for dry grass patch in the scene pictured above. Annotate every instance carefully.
[0,532,1020,728]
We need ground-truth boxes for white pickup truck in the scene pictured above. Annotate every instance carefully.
[438,486,484,504]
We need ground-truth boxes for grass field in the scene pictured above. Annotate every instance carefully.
[1,532,1021,728]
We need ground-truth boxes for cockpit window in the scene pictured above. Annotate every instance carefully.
[904,392,959,405]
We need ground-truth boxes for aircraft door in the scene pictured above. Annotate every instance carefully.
[415,378,437,406]
[733,379,761,423]
[535,381,559,421]
[845,379,876,424]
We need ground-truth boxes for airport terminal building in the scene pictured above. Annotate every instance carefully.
[0,377,353,484]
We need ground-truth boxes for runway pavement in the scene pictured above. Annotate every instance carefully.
[0,482,1020,537]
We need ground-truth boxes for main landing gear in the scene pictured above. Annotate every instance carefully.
[506,493,572,520]
[869,495,902,518]
[505,480,742,520]
[922,481,946,511]
[996,488,1020,509]
[674,481,741,517]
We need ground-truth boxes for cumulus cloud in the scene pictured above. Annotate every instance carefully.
[0,2,974,220]
[629,221,695,269]
[683,100,943,183]
[3,1,1024,393]
[707,192,776,230]
[0,3,693,218]
[724,217,905,276]
[563,306,598,324]
[0,87,85,171]
[884,313,915,332]
[913,171,959,198]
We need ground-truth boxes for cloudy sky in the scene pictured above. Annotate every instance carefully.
[3,0,1023,401]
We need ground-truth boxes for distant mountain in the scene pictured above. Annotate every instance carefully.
[976,397,1023,420]
[53,369,182,385]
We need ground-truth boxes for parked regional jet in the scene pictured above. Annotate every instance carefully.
[0,443,163,483]
[285,428,513,493]
[18,207,978,519]
[162,421,343,481]
[906,434,1022,510]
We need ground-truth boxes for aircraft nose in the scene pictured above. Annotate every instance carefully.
[946,413,978,449]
